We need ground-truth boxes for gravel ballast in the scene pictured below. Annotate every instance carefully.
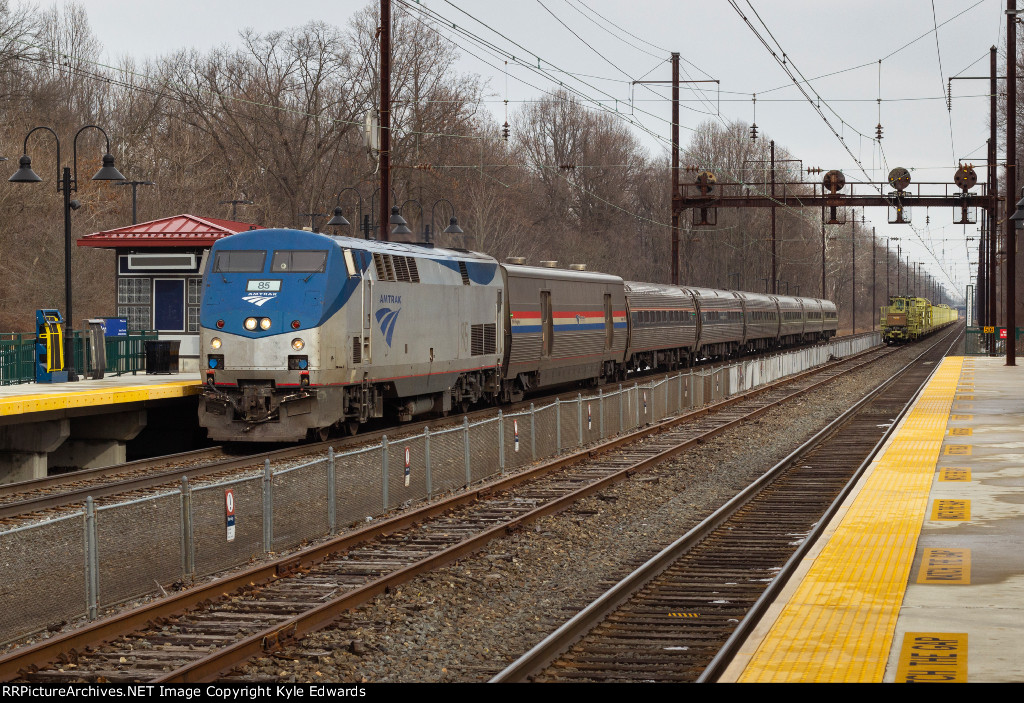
[236,342,934,683]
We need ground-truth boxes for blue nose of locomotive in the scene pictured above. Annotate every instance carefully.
[200,228,362,336]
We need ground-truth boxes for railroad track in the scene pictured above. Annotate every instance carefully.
[0,330,896,682]
[0,334,877,525]
[491,325,961,683]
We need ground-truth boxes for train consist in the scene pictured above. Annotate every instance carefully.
[880,296,958,344]
[198,229,838,441]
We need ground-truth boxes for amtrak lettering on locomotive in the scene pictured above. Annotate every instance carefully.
[199,228,837,442]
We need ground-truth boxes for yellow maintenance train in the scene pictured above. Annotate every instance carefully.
[880,296,958,345]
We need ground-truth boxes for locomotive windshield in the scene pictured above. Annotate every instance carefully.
[213,250,266,273]
[271,250,328,273]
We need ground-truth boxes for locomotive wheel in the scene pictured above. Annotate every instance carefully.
[345,421,360,436]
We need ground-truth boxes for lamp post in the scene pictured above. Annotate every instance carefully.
[429,199,464,245]
[366,187,400,240]
[10,125,125,381]
[327,187,364,236]
[396,199,423,240]
[116,180,155,224]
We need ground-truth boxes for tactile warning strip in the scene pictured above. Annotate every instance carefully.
[0,381,200,416]
[738,356,963,682]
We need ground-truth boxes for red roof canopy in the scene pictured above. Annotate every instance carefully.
[77,213,262,248]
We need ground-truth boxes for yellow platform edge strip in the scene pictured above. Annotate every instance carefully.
[0,381,201,416]
[738,356,963,683]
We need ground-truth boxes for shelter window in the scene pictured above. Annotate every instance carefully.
[271,250,327,273]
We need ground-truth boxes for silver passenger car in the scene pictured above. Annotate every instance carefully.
[690,287,744,359]
[624,281,698,370]
[502,264,627,398]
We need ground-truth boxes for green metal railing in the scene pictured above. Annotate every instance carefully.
[103,331,157,376]
[0,329,157,385]
[964,326,1024,356]
[0,333,36,385]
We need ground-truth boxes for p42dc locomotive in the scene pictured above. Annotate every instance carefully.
[199,229,837,442]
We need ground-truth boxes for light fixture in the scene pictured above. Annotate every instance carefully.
[389,205,408,226]
[92,153,125,181]
[443,216,464,235]
[8,154,41,183]
[327,206,350,227]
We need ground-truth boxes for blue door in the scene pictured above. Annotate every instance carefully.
[153,279,185,332]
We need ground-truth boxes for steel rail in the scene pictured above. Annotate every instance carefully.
[488,325,959,682]
[0,334,888,682]
[0,334,877,521]
[696,326,963,682]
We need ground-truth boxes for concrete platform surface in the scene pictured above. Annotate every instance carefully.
[723,356,1024,683]
[0,373,201,417]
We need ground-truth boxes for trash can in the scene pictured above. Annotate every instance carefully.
[145,340,180,374]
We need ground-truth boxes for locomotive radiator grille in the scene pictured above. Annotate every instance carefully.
[471,323,497,356]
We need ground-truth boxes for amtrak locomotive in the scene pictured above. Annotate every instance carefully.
[199,229,837,442]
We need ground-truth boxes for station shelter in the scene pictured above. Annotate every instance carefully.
[77,214,262,372]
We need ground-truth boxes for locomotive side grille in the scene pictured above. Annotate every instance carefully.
[353,337,362,364]
[393,255,410,281]
[391,256,420,283]
[458,261,470,285]
[471,323,496,355]
[373,253,388,280]
[384,255,397,281]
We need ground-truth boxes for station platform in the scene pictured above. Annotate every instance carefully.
[0,374,201,484]
[0,373,200,421]
[722,356,1024,683]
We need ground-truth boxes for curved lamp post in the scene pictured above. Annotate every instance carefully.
[395,199,423,238]
[429,198,464,244]
[10,124,125,381]
[327,187,364,236]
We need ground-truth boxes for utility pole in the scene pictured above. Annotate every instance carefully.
[886,238,891,302]
[771,140,776,294]
[851,208,856,334]
[219,199,253,220]
[872,227,877,330]
[897,246,905,294]
[1008,0,1017,364]
[821,207,826,298]
[671,52,680,285]
[380,0,392,242]
[990,46,998,353]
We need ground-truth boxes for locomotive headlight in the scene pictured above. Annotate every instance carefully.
[210,337,222,350]
[291,338,305,351]
[259,317,272,330]
[244,317,258,331]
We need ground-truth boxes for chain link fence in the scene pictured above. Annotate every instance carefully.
[0,333,879,643]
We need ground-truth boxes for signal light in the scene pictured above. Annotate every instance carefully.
[292,319,300,329]
[216,319,225,329]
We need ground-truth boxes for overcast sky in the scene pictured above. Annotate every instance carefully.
[76,0,1004,301]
